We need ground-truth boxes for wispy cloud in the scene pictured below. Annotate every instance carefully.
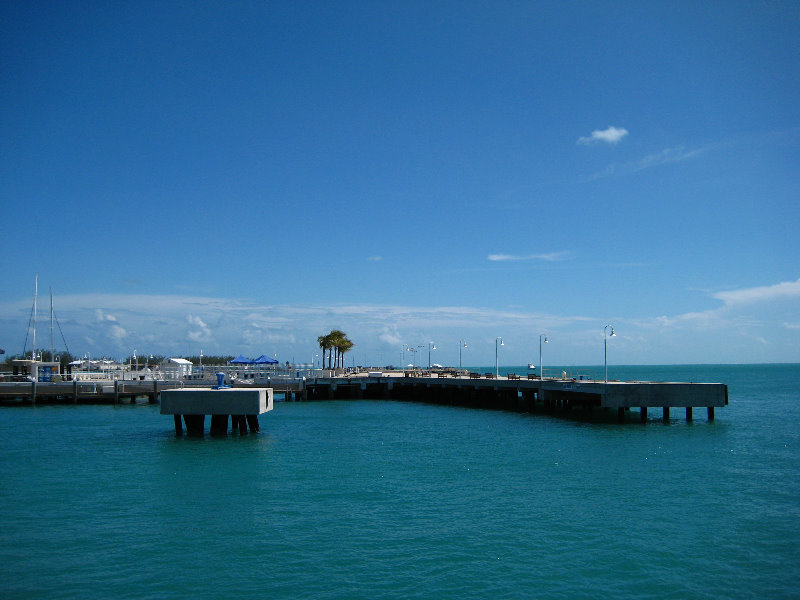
[367,256,383,262]
[577,126,629,145]
[712,278,800,307]
[589,144,707,180]
[488,251,568,262]
[639,278,800,330]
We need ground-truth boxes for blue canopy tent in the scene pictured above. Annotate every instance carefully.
[229,355,253,365]
[252,355,279,365]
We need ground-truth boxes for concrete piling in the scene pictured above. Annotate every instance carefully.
[210,414,229,435]
[246,415,260,432]
[183,414,205,436]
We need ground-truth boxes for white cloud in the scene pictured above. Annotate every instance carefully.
[577,126,629,145]
[94,309,118,322]
[367,256,383,262]
[109,325,128,341]
[378,325,403,346]
[712,278,800,307]
[488,251,568,262]
[186,314,211,342]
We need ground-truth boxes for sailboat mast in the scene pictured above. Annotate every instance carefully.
[32,274,38,360]
[50,288,55,360]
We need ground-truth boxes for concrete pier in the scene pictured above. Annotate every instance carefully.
[160,388,273,435]
[305,374,727,423]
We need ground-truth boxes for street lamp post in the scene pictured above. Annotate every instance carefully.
[539,334,548,379]
[459,339,467,369]
[427,342,436,370]
[495,337,504,378]
[405,345,418,368]
[604,325,616,383]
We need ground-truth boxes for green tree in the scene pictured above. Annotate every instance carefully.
[317,333,333,369]
[318,330,354,369]
[336,336,354,368]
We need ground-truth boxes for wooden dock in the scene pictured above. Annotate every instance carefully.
[304,373,728,422]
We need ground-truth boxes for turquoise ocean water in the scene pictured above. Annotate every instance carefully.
[1,364,798,599]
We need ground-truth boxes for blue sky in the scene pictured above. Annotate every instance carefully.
[1,1,798,366]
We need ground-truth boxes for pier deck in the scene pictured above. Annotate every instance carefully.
[305,373,728,422]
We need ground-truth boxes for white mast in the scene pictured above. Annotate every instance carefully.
[32,274,38,360]
[50,288,55,360]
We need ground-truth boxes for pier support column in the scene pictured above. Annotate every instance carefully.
[150,380,159,404]
[617,407,625,423]
[246,415,260,433]
[73,379,78,403]
[173,415,183,435]
[640,407,647,423]
[232,415,247,434]
[183,414,205,436]
[662,407,670,422]
[707,406,715,421]
[210,414,229,436]
[114,380,119,405]
[686,407,693,422]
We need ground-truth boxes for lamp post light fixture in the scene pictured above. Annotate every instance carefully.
[427,342,436,369]
[604,325,616,383]
[539,334,548,379]
[405,345,419,368]
[495,337,504,378]
[459,339,468,369]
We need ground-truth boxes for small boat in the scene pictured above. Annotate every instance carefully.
[528,363,535,369]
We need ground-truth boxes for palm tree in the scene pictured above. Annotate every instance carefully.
[317,334,333,369]
[329,329,346,368]
[318,330,354,369]
[338,337,355,368]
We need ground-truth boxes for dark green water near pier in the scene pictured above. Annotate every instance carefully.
[1,364,798,599]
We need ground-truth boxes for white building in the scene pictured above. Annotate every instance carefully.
[161,357,194,379]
